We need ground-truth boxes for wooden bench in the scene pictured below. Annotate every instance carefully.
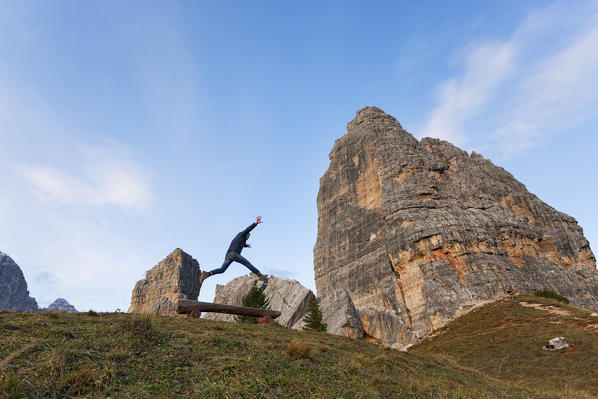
[177,299,281,319]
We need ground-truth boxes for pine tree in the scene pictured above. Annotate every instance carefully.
[303,293,327,332]
[236,286,270,323]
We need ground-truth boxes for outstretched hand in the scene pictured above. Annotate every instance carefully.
[256,216,263,224]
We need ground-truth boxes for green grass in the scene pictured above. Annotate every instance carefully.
[0,309,540,398]
[1,296,596,398]
[534,289,570,303]
[411,295,598,398]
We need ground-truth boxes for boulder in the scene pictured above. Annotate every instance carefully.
[204,275,312,328]
[46,298,78,313]
[543,337,569,351]
[0,251,38,312]
[360,306,416,349]
[314,106,598,349]
[128,248,201,315]
[319,288,364,340]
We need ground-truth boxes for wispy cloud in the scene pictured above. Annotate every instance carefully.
[21,142,152,213]
[495,21,598,157]
[421,40,516,145]
[421,1,598,157]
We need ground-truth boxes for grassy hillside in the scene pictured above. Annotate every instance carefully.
[412,295,598,398]
[1,295,596,398]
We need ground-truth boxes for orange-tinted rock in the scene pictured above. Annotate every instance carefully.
[314,106,598,349]
[128,248,201,315]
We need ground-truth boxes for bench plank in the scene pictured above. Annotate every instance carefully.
[177,299,281,319]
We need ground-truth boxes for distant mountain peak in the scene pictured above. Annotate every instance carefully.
[0,251,39,312]
[46,298,78,313]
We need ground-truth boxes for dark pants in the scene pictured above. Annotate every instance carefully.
[209,250,262,276]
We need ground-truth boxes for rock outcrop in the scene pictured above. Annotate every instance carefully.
[204,275,312,329]
[128,248,201,315]
[0,251,38,312]
[314,106,598,349]
[319,288,364,339]
[46,298,78,313]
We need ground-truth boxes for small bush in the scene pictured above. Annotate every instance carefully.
[347,359,361,373]
[0,309,11,314]
[61,367,95,396]
[87,310,99,316]
[236,286,270,323]
[121,316,164,343]
[373,354,389,363]
[286,339,312,360]
[534,290,570,304]
[303,293,327,332]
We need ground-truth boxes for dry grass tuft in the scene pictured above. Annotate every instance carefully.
[286,339,312,359]
[347,359,361,372]
[120,316,164,343]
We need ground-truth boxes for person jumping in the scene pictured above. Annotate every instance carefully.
[200,216,268,284]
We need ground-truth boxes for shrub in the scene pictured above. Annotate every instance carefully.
[236,286,270,323]
[121,316,164,343]
[286,339,312,359]
[534,290,570,304]
[303,293,327,332]
[347,359,361,373]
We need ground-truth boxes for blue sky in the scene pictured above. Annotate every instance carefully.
[1,1,597,311]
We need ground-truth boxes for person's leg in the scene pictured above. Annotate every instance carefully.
[208,252,235,276]
[230,252,262,275]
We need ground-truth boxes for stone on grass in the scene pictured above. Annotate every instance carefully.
[543,336,569,351]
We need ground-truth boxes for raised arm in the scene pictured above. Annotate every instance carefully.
[240,216,262,235]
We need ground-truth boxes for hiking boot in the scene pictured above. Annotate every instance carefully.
[200,271,211,285]
[258,274,269,282]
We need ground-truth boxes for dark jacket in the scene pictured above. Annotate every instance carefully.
[227,223,257,253]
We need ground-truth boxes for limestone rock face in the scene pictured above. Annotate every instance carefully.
[319,288,364,339]
[204,275,312,329]
[314,106,598,349]
[0,251,38,312]
[128,248,201,315]
[46,298,78,313]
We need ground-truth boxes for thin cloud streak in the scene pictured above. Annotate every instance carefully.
[20,143,152,213]
[421,40,516,145]
[495,22,598,157]
[421,1,598,157]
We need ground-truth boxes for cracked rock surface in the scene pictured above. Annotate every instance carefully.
[314,106,598,349]
[0,251,38,312]
[128,248,201,315]
[204,275,312,329]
